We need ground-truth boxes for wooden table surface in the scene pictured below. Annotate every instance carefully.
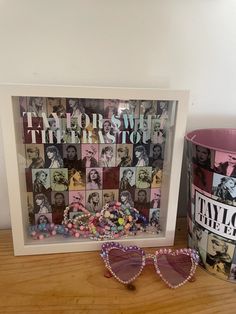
[0,219,235,314]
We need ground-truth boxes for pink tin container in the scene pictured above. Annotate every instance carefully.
[186,129,236,282]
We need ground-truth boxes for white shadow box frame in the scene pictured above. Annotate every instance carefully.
[0,85,189,255]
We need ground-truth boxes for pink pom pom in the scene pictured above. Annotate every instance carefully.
[51,230,56,236]
[38,234,44,240]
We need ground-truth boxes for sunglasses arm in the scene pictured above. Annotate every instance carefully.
[188,274,196,282]
[104,268,113,278]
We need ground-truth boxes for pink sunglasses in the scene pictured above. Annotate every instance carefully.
[101,242,199,289]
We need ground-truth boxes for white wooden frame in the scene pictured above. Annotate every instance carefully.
[0,85,189,255]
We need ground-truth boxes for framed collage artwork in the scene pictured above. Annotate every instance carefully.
[0,85,189,255]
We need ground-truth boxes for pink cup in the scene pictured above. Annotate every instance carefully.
[186,128,236,282]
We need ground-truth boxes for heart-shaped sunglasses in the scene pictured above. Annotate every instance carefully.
[101,242,199,289]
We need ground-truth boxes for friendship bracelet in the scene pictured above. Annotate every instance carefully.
[29,201,161,240]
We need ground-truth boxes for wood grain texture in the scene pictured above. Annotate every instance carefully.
[0,219,236,314]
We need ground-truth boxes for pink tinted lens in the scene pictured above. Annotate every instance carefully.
[108,248,143,283]
[156,254,193,287]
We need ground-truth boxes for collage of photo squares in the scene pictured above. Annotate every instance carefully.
[19,97,170,234]
[188,143,236,282]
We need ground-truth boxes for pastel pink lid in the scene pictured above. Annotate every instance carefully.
[186,128,236,153]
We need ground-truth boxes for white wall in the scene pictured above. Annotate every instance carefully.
[1,0,236,227]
